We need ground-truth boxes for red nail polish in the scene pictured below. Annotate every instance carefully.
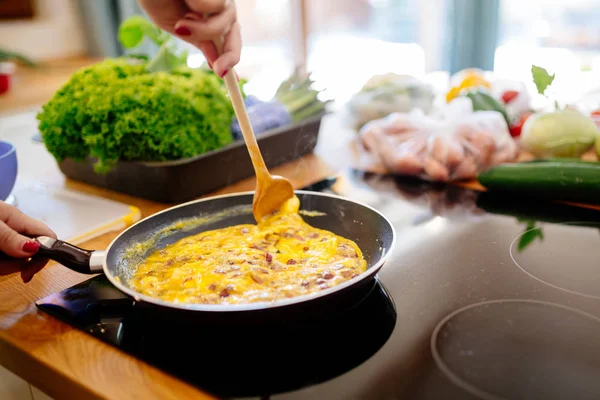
[22,240,40,253]
[175,26,191,36]
[220,69,229,78]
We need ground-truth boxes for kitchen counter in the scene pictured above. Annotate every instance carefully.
[2,61,599,400]
[0,57,100,116]
[0,109,350,400]
[2,113,600,399]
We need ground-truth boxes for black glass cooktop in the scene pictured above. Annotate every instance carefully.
[36,170,600,400]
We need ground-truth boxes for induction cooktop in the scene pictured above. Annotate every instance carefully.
[36,170,600,400]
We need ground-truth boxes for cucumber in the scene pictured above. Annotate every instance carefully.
[523,158,599,164]
[477,162,600,204]
[476,191,600,227]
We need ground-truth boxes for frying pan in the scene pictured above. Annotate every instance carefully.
[32,190,396,319]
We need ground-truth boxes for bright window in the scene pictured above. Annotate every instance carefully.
[494,0,600,102]
[182,0,450,102]
[305,0,449,103]
[185,0,297,100]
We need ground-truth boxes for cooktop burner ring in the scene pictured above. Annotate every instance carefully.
[509,221,600,301]
[431,298,600,400]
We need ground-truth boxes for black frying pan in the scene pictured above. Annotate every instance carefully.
[33,190,396,319]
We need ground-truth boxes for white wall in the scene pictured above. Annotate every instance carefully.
[0,0,87,61]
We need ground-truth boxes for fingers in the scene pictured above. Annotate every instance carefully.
[184,0,229,15]
[137,0,189,32]
[0,220,40,258]
[172,1,240,76]
[197,41,219,66]
[211,21,241,78]
[174,5,236,41]
[1,205,56,239]
[0,202,55,258]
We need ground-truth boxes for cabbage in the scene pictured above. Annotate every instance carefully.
[520,109,598,158]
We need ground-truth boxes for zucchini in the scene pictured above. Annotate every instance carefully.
[477,161,600,204]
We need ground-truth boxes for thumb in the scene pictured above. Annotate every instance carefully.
[0,221,40,258]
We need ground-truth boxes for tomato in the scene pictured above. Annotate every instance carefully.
[501,90,519,104]
[0,74,9,95]
[509,112,532,138]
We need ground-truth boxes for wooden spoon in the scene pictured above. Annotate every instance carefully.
[213,37,295,223]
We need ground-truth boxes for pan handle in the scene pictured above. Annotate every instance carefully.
[34,236,104,275]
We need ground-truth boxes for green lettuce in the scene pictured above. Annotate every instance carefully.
[37,58,235,173]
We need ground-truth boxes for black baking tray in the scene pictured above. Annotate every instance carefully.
[56,115,323,203]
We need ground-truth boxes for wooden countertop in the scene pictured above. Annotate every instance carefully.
[0,57,101,116]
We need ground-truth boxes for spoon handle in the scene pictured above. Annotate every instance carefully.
[212,36,270,181]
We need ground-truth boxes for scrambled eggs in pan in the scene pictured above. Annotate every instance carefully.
[128,197,367,305]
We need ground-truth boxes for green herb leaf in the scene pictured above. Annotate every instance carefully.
[125,53,150,62]
[531,65,555,95]
[145,44,170,73]
[118,16,148,48]
[518,220,544,252]
[146,44,188,73]
[118,16,166,49]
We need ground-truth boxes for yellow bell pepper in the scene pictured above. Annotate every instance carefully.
[446,73,491,103]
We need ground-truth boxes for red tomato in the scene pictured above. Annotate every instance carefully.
[0,74,9,95]
[509,112,532,138]
[501,90,519,104]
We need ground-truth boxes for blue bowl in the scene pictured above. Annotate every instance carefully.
[0,140,17,201]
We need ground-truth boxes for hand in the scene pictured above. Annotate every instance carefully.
[137,0,241,78]
[0,202,57,283]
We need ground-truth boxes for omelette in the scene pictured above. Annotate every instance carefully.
[128,196,367,305]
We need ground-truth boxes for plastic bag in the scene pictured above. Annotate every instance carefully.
[347,73,436,129]
[358,98,518,182]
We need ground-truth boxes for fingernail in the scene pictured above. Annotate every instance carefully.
[22,240,40,253]
[175,26,192,36]
[220,69,229,78]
